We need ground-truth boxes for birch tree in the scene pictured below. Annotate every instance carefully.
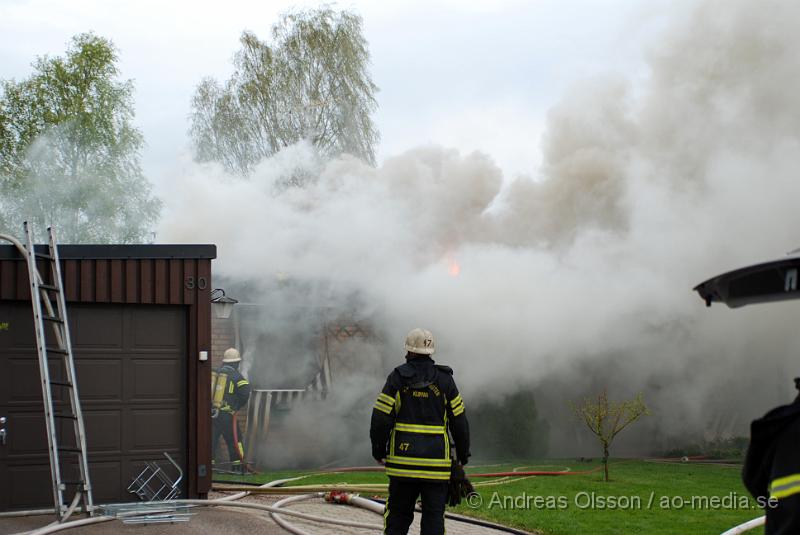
[0,33,160,242]
[190,6,379,176]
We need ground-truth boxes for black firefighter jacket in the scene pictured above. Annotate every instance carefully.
[212,364,251,414]
[370,356,470,480]
[742,397,800,534]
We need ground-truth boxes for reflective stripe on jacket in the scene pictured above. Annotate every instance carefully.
[211,364,251,413]
[370,356,470,481]
[743,398,800,534]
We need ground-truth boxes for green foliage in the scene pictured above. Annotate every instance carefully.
[662,436,749,460]
[470,389,549,459]
[0,32,160,243]
[190,6,379,176]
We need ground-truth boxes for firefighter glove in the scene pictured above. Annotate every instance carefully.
[447,461,475,507]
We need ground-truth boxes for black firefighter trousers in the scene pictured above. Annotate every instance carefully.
[211,411,244,467]
[384,477,448,535]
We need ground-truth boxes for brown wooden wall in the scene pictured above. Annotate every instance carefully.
[1,258,205,305]
[0,251,214,498]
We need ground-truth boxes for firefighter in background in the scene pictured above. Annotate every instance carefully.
[211,348,251,472]
[370,328,471,535]
[742,377,800,534]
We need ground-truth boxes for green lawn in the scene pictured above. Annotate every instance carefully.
[214,460,765,535]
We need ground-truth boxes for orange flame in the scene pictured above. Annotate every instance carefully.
[448,258,461,277]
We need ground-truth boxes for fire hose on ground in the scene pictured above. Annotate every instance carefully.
[4,463,764,535]
[4,475,519,535]
[719,516,766,535]
[4,476,302,535]
[210,464,603,497]
[213,463,767,535]
[5,491,527,535]
[7,496,384,535]
[315,465,604,477]
[0,461,522,532]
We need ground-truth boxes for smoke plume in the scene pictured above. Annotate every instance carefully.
[161,0,800,460]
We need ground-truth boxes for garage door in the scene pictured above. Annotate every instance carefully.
[0,302,186,511]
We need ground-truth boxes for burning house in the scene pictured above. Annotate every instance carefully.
[208,277,384,470]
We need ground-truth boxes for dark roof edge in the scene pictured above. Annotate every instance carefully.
[0,244,217,260]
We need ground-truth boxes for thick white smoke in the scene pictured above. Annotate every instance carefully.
[161,0,800,456]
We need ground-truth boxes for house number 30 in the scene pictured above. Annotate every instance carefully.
[185,277,208,290]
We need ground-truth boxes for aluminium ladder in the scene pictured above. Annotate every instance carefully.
[22,222,94,519]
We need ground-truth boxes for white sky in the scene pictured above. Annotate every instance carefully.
[0,0,679,190]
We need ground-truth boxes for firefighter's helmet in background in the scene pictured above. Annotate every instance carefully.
[404,328,435,355]
[223,347,241,363]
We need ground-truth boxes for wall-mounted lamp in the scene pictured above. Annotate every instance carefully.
[210,288,238,319]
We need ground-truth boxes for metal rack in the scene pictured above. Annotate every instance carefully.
[98,502,194,525]
[127,452,184,502]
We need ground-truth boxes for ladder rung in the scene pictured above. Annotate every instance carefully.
[50,380,74,388]
[54,413,78,420]
[38,284,60,292]
[34,252,53,260]
[42,315,64,323]
[57,447,84,453]
[45,347,69,355]
[60,481,86,486]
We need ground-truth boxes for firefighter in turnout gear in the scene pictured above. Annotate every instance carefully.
[211,348,251,472]
[742,377,800,534]
[370,328,471,535]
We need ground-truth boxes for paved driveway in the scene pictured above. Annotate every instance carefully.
[0,493,535,535]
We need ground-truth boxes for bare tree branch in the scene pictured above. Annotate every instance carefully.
[571,389,650,481]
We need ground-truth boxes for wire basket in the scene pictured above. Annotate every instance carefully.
[127,452,183,502]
